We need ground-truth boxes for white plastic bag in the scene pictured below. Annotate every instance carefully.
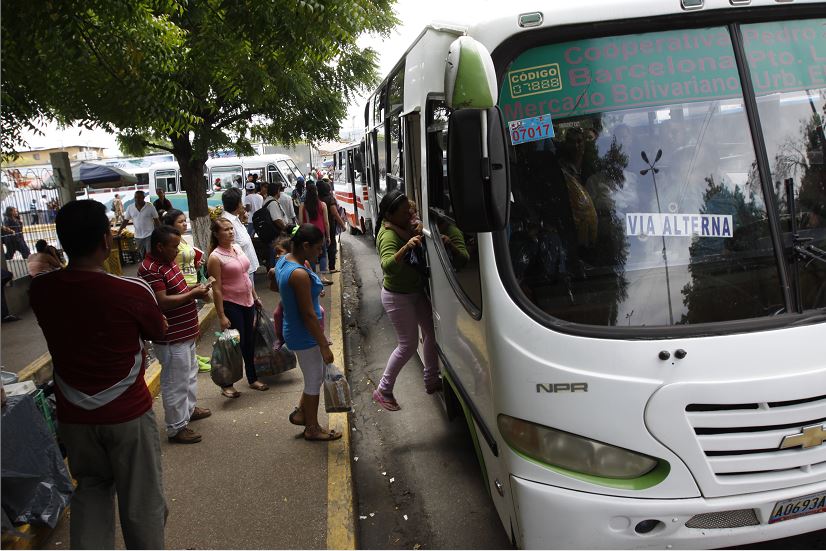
[323,363,352,413]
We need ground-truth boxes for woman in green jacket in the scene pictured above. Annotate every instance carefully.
[372,190,440,411]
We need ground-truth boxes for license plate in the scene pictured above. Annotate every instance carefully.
[768,491,826,524]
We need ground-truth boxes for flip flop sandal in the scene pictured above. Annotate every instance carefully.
[221,388,240,399]
[288,407,305,426]
[304,426,342,441]
[249,382,269,391]
[372,388,401,411]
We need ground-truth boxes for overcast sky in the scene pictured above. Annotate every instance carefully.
[20,0,494,154]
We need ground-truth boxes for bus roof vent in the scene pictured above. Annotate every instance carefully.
[518,12,543,28]
[681,0,704,10]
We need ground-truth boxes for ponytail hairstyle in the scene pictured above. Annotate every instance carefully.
[290,223,324,253]
[304,182,320,220]
[162,208,184,227]
[375,189,408,235]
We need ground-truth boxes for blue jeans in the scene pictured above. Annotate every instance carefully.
[313,241,329,273]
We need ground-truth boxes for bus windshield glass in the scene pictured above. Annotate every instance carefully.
[498,20,826,327]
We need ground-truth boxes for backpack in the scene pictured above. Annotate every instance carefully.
[253,199,277,243]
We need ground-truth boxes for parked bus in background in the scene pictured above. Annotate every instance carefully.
[362,1,826,548]
[331,141,372,234]
[149,153,304,212]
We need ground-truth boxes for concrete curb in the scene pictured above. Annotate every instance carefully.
[326,269,357,550]
[2,303,218,550]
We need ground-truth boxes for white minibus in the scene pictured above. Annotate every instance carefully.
[361,1,826,548]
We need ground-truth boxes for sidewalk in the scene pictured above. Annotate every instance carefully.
[39,269,353,549]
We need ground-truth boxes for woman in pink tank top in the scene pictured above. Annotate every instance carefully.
[207,218,266,398]
[298,182,332,285]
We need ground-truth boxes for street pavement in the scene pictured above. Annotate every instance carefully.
[341,233,512,549]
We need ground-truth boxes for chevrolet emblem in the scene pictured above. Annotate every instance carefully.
[779,424,826,450]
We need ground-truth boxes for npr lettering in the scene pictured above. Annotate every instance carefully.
[536,383,589,393]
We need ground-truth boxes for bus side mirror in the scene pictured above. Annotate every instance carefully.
[447,107,509,232]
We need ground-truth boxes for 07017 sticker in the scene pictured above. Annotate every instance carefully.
[508,114,555,146]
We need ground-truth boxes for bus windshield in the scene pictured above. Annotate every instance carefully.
[498,20,826,327]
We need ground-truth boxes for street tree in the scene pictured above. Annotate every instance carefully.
[1,0,396,247]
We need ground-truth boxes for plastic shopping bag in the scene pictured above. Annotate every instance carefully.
[253,306,298,377]
[210,329,243,387]
[323,363,352,413]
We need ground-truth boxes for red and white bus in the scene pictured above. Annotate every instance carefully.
[331,141,372,234]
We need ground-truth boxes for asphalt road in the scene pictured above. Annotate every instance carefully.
[341,233,511,550]
[340,232,825,550]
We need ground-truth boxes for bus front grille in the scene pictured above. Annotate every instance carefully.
[685,395,826,478]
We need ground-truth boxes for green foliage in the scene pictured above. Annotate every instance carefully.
[2,0,397,172]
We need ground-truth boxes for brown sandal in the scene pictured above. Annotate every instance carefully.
[249,381,269,391]
[303,425,342,441]
[221,387,240,399]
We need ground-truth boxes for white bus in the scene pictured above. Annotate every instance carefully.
[331,141,372,233]
[362,2,826,548]
[147,153,304,211]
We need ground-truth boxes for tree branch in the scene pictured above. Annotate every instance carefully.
[213,110,252,132]
[143,140,175,154]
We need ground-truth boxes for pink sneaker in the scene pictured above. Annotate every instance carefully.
[372,388,401,411]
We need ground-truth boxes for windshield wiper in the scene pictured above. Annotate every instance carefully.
[785,179,826,313]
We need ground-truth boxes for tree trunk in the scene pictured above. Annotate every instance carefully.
[173,135,211,252]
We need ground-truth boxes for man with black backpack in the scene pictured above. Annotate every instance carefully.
[252,182,296,269]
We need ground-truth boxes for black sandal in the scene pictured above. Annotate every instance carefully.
[288,407,305,426]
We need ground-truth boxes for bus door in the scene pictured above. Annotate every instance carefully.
[423,98,489,426]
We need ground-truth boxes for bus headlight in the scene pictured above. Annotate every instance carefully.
[497,414,658,479]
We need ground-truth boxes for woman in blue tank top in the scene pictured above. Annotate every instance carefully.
[275,224,341,441]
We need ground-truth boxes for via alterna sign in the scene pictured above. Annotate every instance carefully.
[626,213,733,238]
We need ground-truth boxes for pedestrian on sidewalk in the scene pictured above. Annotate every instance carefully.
[153,188,173,220]
[291,176,305,217]
[373,190,441,411]
[243,182,264,238]
[263,181,297,268]
[27,239,62,277]
[112,194,124,226]
[207,217,268,397]
[30,200,168,549]
[1,267,20,323]
[163,209,212,371]
[316,179,345,272]
[220,188,259,285]
[2,207,31,260]
[139,226,212,444]
[298,182,333,285]
[276,224,341,441]
[117,190,160,259]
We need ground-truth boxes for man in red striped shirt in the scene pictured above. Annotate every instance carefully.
[139,226,211,444]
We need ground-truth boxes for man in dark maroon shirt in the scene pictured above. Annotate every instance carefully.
[30,200,167,549]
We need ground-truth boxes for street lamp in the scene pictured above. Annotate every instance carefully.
[640,148,675,326]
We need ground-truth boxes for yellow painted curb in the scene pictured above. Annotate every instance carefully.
[16,353,52,385]
[326,269,357,550]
